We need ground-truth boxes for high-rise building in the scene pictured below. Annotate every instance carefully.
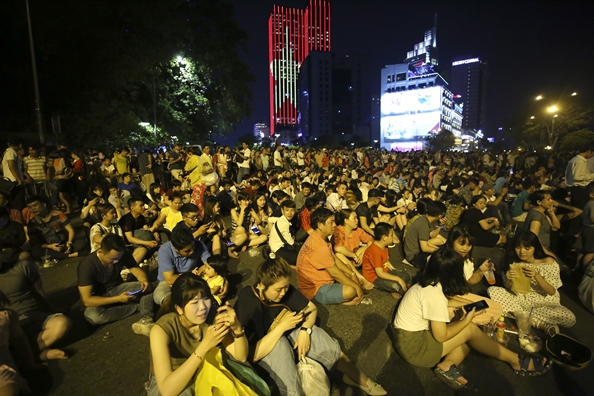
[450,56,487,133]
[268,0,331,137]
[253,122,269,140]
[379,21,463,151]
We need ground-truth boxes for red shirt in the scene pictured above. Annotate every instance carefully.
[362,243,389,283]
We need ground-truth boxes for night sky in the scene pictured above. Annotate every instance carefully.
[222,0,594,145]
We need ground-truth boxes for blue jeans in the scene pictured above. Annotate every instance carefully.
[153,281,171,305]
[84,282,154,325]
[257,325,340,396]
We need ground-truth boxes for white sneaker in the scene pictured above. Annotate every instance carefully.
[343,375,387,395]
[132,316,155,336]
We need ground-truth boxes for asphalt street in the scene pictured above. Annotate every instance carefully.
[34,218,594,396]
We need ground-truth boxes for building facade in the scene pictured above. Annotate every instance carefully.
[449,56,487,134]
[268,0,331,137]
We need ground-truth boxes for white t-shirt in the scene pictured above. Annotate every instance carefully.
[274,150,283,167]
[2,147,23,182]
[393,283,449,331]
[239,149,251,169]
[297,152,305,166]
[463,259,474,281]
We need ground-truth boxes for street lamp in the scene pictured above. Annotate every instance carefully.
[535,95,543,100]
[571,92,577,96]
[547,105,558,113]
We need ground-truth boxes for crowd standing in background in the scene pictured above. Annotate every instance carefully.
[2,138,594,394]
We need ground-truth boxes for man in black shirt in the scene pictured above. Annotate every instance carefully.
[119,197,159,263]
[77,234,154,336]
[355,189,383,236]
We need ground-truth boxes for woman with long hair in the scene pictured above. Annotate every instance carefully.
[202,197,225,256]
[229,192,267,258]
[233,258,386,396]
[252,192,272,234]
[215,146,228,179]
[393,249,550,390]
[488,231,576,336]
[148,273,251,396]
[146,182,166,209]
[80,183,105,228]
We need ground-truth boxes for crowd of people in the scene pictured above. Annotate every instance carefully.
[1,138,594,394]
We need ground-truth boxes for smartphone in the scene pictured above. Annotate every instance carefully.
[225,240,235,246]
[463,300,489,313]
[128,289,143,296]
[251,226,261,235]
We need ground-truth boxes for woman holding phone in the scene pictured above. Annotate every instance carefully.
[392,249,550,390]
[148,273,251,396]
[234,258,386,396]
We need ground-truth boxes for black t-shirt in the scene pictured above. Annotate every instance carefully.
[234,284,308,360]
[462,208,499,247]
[77,251,138,295]
[355,202,373,225]
[119,213,146,235]
[169,151,183,170]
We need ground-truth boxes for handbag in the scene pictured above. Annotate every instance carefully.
[296,357,331,396]
[194,347,260,396]
[0,177,18,194]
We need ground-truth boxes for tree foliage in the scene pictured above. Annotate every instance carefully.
[429,130,455,151]
[506,95,593,149]
[28,0,253,149]
[560,129,594,151]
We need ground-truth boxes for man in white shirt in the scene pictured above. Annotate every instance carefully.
[1,140,26,209]
[235,141,251,183]
[269,200,298,264]
[297,147,305,167]
[565,145,594,209]
[273,145,284,171]
[326,181,349,212]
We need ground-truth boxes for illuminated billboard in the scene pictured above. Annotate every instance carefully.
[380,86,442,142]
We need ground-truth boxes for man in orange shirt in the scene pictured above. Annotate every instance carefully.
[296,208,364,305]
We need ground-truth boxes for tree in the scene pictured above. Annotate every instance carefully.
[429,130,455,151]
[26,0,253,149]
[560,130,594,151]
[507,95,593,150]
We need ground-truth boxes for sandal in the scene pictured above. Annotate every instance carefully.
[513,354,552,376]
[434,364,466,390]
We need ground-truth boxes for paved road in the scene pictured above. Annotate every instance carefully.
[36,225,594,396]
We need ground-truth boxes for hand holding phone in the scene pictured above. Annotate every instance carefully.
[462,300,489,313]
[128,289,143,296]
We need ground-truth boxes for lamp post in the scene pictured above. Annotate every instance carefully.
[26,0,44,145]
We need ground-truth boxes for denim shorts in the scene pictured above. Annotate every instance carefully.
[313,283,345,304]
[19,311,64,339]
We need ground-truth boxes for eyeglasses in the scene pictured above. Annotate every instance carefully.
[185,215,199,221]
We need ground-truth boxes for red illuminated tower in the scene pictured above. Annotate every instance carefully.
[268,0,331,137]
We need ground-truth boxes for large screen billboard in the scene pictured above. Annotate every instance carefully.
[380,87,442,142]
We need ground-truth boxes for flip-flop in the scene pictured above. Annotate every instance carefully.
[513,354,552,376]
[434,364,466,390]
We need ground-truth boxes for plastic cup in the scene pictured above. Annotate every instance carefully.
[484,270,496,285]
[514,310,532,338]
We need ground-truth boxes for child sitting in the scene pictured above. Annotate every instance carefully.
[197,254,227,307]
[362,222,411,299]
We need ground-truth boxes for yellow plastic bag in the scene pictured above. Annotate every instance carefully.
[510,264,531,294]
[195,348,259,396]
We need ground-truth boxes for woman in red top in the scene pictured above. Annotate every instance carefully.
[332,209,375,290]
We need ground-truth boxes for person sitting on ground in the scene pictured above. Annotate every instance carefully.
[296,207,366,306]
[119,197,159,263]
[362,222,411,299]
[488,231,576,336]
[578,182,594,269]
[234,258,387,396]
[461,195,506,248]
[229,192,268,258]
[89,203,128,253]
[294,181,312,211]
[393,249,551,390]
[0,208,28,263]
[195,254,227,308]
[151,192,184,242]
[325,181,349,212]
[333,208,373,268]
[78,234,154,335]
[510,179,536,223]
[481,183,511,226]
[268,200,299,265]
[80,184,105,228]
[0,258,71,361]
[117,172,139,193]
[403,199,447,270]
[153,228,213,306]
[25,195,89,261]
[173,203,211,241]
[355,188,383,236]
[108,183,131,219]
[216,179,235,216]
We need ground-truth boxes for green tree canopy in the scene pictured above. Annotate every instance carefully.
[429,130,455,151]
[560,129,594,151]
[506,95,593,150]
[29,0,253,149]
